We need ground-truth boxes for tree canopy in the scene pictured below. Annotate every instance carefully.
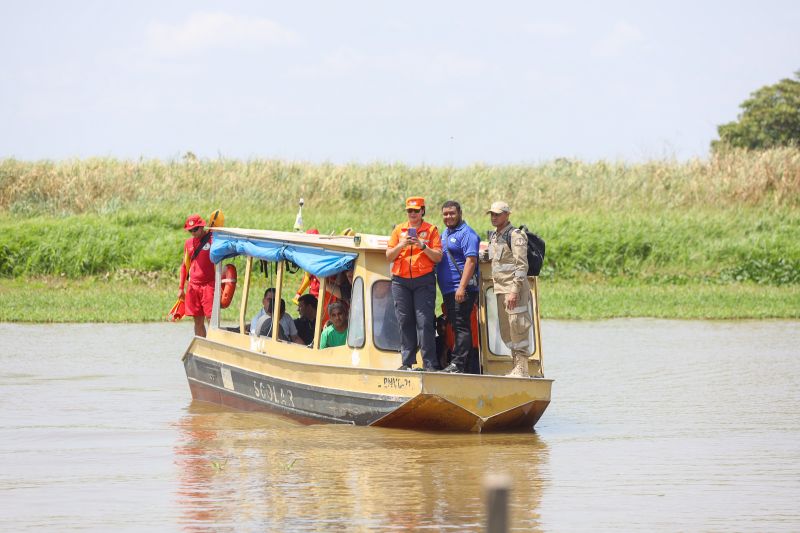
[712,71,800,151]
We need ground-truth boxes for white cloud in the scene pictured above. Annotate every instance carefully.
[592,21,643,57]
[145,12,299,55]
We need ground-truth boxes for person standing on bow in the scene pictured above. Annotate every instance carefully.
[386,196,443,371]
[178,214,214,338]
[484,201,532,378]
[437,200,480,373]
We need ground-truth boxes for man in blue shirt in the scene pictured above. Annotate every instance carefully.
[436,200,480,373]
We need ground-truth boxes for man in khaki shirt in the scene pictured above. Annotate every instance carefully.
[484,201,532,377]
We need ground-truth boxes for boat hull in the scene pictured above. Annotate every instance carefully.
[183,337,552,432]
[185,353,405,425]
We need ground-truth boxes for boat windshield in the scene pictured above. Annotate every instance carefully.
[371,280,401,351]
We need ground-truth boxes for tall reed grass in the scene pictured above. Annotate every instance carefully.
[1,149,798,285]
[1,148,799,216]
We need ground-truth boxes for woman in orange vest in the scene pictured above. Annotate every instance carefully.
[386,196,443,371]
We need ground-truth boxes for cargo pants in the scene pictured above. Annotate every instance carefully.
[495,288,532,358]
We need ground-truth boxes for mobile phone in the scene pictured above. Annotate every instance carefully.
[407,227,417,238]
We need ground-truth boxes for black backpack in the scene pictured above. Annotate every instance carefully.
[503,225,546,276]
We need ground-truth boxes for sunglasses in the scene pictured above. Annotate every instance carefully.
[189,227,202,233]
[406,208,421,213]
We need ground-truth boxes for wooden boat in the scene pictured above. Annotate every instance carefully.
[182,227,552,432]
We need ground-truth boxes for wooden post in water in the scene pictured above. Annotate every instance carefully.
[485,473,511,533]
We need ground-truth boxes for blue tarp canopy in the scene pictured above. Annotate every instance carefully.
[210,234,356,278]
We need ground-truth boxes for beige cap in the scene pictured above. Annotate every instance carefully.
[486,201,511,214]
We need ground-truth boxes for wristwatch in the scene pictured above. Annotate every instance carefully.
[420,243,427,250]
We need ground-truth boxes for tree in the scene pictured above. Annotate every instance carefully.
[712,71,800,151]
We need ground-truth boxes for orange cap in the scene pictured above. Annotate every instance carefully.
[405,196,425,209]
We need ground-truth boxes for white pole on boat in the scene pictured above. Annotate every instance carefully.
[294,198,304,232]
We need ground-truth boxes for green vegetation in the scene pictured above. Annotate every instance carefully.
[1,276,797,322]
[542,279,800,319]
[0,277,173,323]
[1,149,799,321]
[713,71,800,151]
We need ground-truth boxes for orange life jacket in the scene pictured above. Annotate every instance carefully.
[441,302,479,350]
[388,221,442,278]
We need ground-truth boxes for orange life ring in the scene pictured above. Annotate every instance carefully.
[220,264,237,309]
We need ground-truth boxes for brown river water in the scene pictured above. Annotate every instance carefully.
[1,320,798,532]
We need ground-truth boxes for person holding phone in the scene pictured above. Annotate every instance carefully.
[386,196,443,370]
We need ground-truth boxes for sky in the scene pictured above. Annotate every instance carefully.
[1,1,798,165]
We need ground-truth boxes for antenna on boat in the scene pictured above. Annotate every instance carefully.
[293,198,304,232]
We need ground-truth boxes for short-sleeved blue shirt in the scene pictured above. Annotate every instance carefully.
[436,221,480,295]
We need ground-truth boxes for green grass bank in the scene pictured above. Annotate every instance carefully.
[1,277,797,323]
[1,149,798,322]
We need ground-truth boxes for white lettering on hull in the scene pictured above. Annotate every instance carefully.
[252,380,295,408]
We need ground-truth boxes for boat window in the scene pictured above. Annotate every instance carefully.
[245,260,281,337]
[485,286,536,356]
[372,280,401,352]
[347,277,365,348]
[275,260,311,345]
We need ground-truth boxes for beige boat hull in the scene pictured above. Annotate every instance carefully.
[184,337,552,432]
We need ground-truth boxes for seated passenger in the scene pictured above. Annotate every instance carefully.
[249,288,305,344]
[320,301,348,349]
[294,294,318,346]
[249,288,276,334]
[256,315,288,341]
[275,299,305,344]
[326,268,354,307]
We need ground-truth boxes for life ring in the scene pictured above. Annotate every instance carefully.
[220,264,237,309]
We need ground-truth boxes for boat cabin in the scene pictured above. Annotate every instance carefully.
[204,227,544,378]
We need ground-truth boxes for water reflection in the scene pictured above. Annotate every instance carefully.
[174,402,549,531]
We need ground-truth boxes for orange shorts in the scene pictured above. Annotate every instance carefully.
[185,282,214,318]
